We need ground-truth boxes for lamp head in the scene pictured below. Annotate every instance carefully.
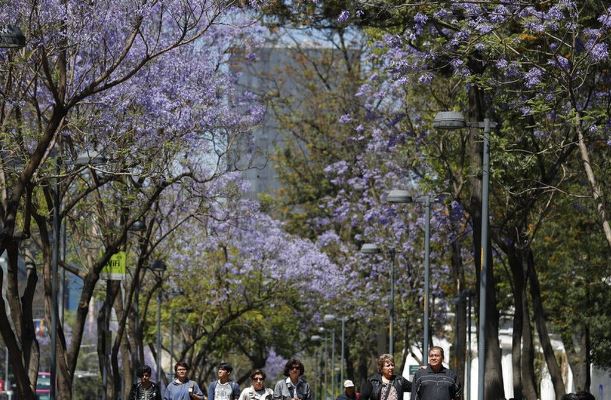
[433,111,466,130]
[150,260,167,277]
[130,220,146,232]
[323,314,336,323]
[360,243,381,254]
[386,189,413,204]
[75,150,107,167]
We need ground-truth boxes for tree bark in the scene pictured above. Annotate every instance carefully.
[574,113,611,248]
[507,250,524,399]
[0,243,36,400]
[564,323,590,392]
[449,209,467,399]
[519,250,537,400]
[527,250,565,399]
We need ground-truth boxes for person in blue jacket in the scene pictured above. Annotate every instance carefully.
[164,361,204,400]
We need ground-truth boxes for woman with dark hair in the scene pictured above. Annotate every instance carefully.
[239,369,274,400]
[361,354,411,400]
[128,365,162,400]
[273,359,312,400]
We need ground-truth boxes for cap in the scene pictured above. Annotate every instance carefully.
[344,380,355,388]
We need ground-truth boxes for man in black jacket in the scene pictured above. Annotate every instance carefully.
[411,347,461,400]
[361,354,411,400]
[128,365,162,400]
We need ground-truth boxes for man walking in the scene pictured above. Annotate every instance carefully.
[337,380,358,400]
[208,363,241,400]
[164,362,204,400]
[411,347,461,400]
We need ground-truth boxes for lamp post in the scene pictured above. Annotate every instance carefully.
[319,327,328,400]
[433,111,496,400]
[310,335,322,400]
[360,244,394,355]
[151,260,167,382]
[51,150,106,400]
[323,314,336,399]
[386,190,432,359]
[340,317,346,385]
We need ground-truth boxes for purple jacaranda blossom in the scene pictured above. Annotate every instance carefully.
[588,43,608,62]
[418,72,433,84]
[550,55,571,70]
[339,114,352,124]
[524,67,543,88]
[598,7,611,27]
[337,10,350,23]
[265,350,287,380]
[496,59,509,69]
[490,5,509,23]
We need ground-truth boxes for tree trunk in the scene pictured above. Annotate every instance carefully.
[0,244,36,400]
[574,117,611,248]
[98,280,120,400]
[483,250,504,400]
[519,248,538,400]
[449,209,467,399]
[527,250,566,399]
[507,250,524,399]
[564,323,590,392]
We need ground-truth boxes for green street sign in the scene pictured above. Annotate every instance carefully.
[102,251,127,280]
[409,365,421,376]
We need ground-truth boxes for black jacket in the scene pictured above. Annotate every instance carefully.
[361,373,412,400]
[128,381,162,400]
[410,366,461,400]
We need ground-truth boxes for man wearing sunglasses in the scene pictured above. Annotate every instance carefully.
[239,369,274,400]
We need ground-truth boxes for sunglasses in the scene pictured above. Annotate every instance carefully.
[252,378,264,381]
[290,366,300,371]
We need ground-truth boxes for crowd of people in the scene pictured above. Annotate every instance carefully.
[128,349,595,400]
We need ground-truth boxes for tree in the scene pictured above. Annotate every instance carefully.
[1,0,265,398]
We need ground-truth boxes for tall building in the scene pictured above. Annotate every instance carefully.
[229,46,360,200]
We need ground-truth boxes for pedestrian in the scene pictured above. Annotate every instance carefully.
[208,362,241,400]
[337,380,358,400]
[128,365,162,400]
[239,369,274,400]
[361,354,411,400]
[410,346,461,400]
[273,358,313,400]
[164,361,204,400]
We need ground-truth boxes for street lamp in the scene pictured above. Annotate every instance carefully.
[51,150,106,400]
[360,243,395,355]
[310,335,323,400]
[386,190,432,360]
[150,260,167,382]
[323,314,336,399]
[0,25,26,48]
[433,111,496,400]
[339,317,346,386]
